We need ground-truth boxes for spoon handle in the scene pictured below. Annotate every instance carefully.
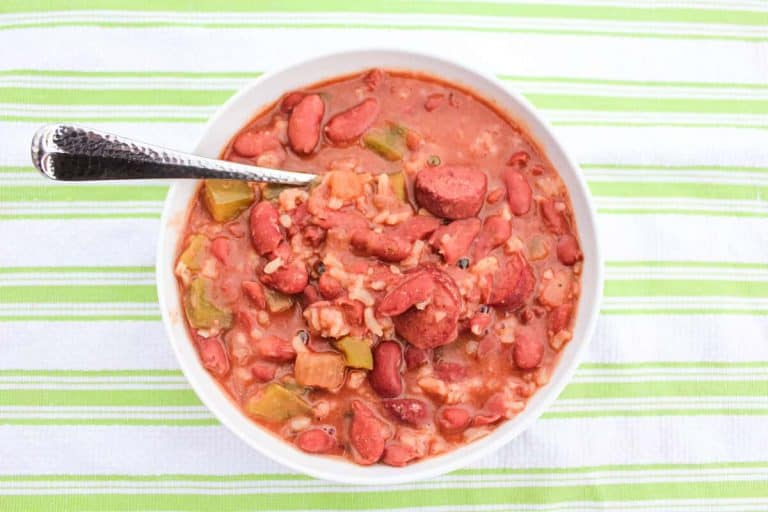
[30,123,316,185]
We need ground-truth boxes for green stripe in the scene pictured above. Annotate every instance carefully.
[0,185,168,202]
[528,94,768,115]
[0,88,232,106]
[589,182,767,201]
[2,480,768,511]
[559,381,768,399]
[604,279,768,298]
[0,389,200,406]
[2,0,767,26]
[0,285,156,303]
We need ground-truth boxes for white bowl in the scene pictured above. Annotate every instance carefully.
[156,48,603,485]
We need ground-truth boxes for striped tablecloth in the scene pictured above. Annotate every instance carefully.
[2,2,768,510]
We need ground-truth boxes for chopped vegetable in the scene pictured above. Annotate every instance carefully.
[245,383,311,422]
[329,170,363,200]
[388,171,407,202]
[265,288,294,313]
[335,336,373,370]
[363,126,406,161]
[262,183,291,201]
[528,235,549,261]
[179,234,207,272]
[183,277,233,329]
[295,352,346,390]
[203,179,255,222]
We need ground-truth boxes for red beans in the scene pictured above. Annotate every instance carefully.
[489,253,535,310]
[250,202,284,255]
[414,165,487,219]
[296,428,337,454]
[503,168,532,216]
[473,392,506,426]
[437,406,471,434]
[349,400,389,465]
[259,263,309,295]
[350,229,412,263]
[556,234,583,266]
[254,335,296,362]
[197,337,229,376]
[325,98,380,143]
[317,273,344,300]
[429,218,481,265]
[250,361,277,382]
[280,91,306,113]
[541,198,567,234]
[424,93,445,112]
[288,94,324,154]
[472,214,511,261]
[389,215,441,242]
[512,333,544,370]
[241,280,266,309]
[232,131,280,158]
[383,398,430,426]
[369,341,403,398]
[391,269,462,349]
[404,345,430,369]
[549,303,573,334]
[210,237,231,265]
[382,443,417,467]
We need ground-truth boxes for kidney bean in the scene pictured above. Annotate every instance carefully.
[434,361,466,382]
[232,131,281,158]
[404,345,430,369]
[436,406,471,433]
[259,262,309,295]
[504,168,532,216]
[388,215,441,242]
[512,333,544,370]
[556,234,582,266]
[197,337,229,377]
[241,280,266,309]
[473,392,506,426]
[549,303,573,334]
[296,428,337,454]
[318,273,344,300]
[210,237,231,265]
[489,253,535,310]
[349,400,388,465]
[250,361,277,382]
[254,335,296,362]
[363,68,384,90]
[280,91,306,113]
[540,198,567,234]
[369,341,403,398]
[350,229,412,263]
[472,214,511,261]
[507,150,530,168]
[383,398,430,426]
[288,94,324,154]
[429,218,481,265]
[250,202,284,255]
[325,98,380,143]
[477,333,501,358]
[414,165,487,219]
[424,93,445,112]
[382,443,417,467]
[301,284,321,307]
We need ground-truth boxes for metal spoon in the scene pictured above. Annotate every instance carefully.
[30,123,317,186]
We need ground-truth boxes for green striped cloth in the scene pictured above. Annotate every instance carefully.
[2,1,768,510]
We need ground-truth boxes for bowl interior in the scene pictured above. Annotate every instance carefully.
[156,49,603,485]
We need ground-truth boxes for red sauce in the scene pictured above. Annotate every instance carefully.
[175,69,582,466]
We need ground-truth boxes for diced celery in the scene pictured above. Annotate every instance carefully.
[245,383,311,422]
[264,288,294,313]
[203,179,255,222]
[183,277,233,329]
[179,234,207,272]
[388,171,407,202]
[262,183,291,202]
[363,127,405,161]
[335,336,373,370]
[294,352,346,390]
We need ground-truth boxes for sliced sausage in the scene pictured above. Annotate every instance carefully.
[436,406,471,433]
[429,218,481,265]
[489,253,535,310]
[349,400,389,465]
[296,428,337,454]
[288,94,324,154]
[250,202,284,255]
[377,271,435,317]
[350,229,412,263]
[504,168,532,216]
[388,215,442,243]
[556,234,583,266]
[259,262,309,295]
[471,214,511,261]
[233,131,281,158]
[383,398,430,426]
[414,165,487,219]
[512,333,544,370]
[325,98,380,143]
[369,341,403,398]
